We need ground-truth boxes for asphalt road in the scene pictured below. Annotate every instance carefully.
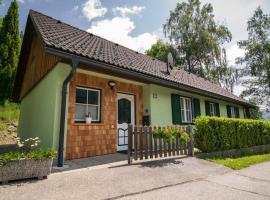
[0,157,269,200]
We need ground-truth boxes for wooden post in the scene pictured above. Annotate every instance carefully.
[188,125,194,157]
[139,127,144,160]
[128,124,133,164]
[149,127,153,158]
[134,126,138,160]
[144,126,148,159]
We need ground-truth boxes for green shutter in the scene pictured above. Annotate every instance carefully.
[227,105,231,118]
[193,98,201,118]
[215,103,220,117]
[171,94,181,124]
[235,107,240,118]
[205,101,210,116]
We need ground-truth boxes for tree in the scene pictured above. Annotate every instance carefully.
[221,66,240,93]
[0,0,20,103]
[237,7,270,108]
[145,40,181,66]
[247,98,263,119]
[163,0,232,84]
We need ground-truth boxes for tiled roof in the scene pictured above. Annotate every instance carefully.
[30,10,248,105]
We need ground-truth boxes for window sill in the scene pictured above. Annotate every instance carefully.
[73,122,105,126]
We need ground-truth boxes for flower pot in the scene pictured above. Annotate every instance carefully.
[0,158,53,183]
[85,117,92,124]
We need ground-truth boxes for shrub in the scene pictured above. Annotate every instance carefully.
[194,116,270,152]
[153,127,190,143]
[0,149,57,166]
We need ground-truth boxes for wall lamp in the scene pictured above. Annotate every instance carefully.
[108,80,116,90]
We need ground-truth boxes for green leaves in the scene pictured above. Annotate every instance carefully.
[237,7,270,107]
[163,0,232,85]
[153,127,190,143]
[145,40,181,66]
[0,149,57,166]
[0,0,21,103]
[194,116,270,153]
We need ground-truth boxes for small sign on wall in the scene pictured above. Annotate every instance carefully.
[152,93,158,99]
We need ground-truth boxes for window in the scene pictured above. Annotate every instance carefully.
[180,97,192,123]
[231,106,236,118]
[209,102,216,116]
[75,87,101,122]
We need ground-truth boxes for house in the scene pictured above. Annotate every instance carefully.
[13,10,252,166]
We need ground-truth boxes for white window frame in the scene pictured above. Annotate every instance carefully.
[180,97,192,123]
[209,102,216,116]
[75,86,101,122]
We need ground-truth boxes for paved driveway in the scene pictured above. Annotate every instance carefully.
[0,157,269,200]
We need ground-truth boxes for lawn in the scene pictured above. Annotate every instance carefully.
[206,152,270,170]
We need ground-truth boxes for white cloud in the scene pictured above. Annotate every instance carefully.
[226,44,245,66]
[112,6,145,17]
[87,17,157,53]
[82,0,107,21]
[17,0,25,3]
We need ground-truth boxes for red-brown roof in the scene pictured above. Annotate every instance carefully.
[25,10,248,105]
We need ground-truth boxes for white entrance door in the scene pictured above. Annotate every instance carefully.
[117,93,135,151]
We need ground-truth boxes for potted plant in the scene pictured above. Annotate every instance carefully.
[85,112,92,124]
[0,137,56,184]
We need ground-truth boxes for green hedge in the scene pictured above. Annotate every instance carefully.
[194,116,270,153]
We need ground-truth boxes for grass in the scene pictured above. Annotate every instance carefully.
[0,101,20,144]
[206,151,270,170]
[0,101,20,122]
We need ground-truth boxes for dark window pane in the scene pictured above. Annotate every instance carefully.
[118,98,131,124]
[88,90,99,105]
[76,88,87,104]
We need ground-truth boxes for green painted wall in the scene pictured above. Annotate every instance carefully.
[143,84,245,126]
[18,63,70,150]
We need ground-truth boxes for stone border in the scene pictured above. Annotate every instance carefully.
[196,144,270,159]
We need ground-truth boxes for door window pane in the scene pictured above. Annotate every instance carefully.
[118,98,131,124]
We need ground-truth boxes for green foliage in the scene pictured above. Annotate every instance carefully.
[0,0,21,103]
[194,116,270,152]
[0,101,20,121]
[145,40,181,66]
[163,0,232,84]
[153,127,190,143]
[0,149,57,166]
[237,7,270,108]
[248,98,263,119]
[206,151,270,170]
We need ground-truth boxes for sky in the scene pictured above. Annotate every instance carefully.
[0,0,270,95]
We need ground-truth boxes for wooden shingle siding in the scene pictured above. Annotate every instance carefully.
[19,31,60,99]
[66,72,143,160]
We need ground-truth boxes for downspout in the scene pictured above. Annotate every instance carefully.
[57,56,79,167]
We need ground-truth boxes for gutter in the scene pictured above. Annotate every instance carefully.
[45,46,253,108]
[57,56,79,167]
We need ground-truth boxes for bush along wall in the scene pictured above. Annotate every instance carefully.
[194,116,270,153]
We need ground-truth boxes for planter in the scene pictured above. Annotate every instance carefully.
[0,158,53,183]
[85,117,92,124]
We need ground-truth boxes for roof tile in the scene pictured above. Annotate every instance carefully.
[30,10,247,104]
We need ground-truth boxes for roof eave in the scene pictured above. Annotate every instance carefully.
[44,46,253,108]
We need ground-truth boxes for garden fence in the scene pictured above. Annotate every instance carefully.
[127,125,194,164]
